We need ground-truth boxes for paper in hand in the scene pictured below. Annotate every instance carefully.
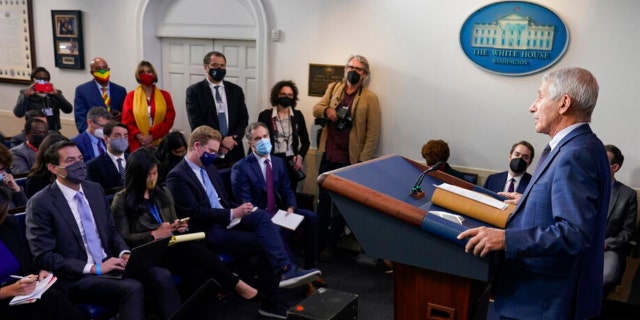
[271,210,304,231]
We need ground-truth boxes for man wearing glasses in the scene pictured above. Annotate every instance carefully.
[73,57,127,133]
[186,51,249,168]
[312,55,381,259]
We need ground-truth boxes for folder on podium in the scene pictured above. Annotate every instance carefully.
[317,154,501,320]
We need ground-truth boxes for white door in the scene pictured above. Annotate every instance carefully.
[161,38,256,135]
[214,40,258,116]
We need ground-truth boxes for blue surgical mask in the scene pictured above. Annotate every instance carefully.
[109,138,129,154]
[255,139,272,156]
[200,149,217,166]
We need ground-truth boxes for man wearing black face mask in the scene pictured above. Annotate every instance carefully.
[185,51,249,169]
[10,118,49,175]
[483,140,535,194]
[312,55,381,259]
[26,140,182,320]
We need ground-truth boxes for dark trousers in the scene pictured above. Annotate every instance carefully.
[316,155,349,250]
[67,267,180,320]
[279,208,318,269]
[204,209,291,304]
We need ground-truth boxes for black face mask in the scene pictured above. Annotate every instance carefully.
[346,70,361,85]
[276,96,295,108]
[29,134,45,148]
[208,68,226,82]
[509,157,528,174]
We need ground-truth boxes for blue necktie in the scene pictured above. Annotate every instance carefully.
[214,86,228,136]
[201,167,222,209]
[74,191,104,263]
[533,144,551,176]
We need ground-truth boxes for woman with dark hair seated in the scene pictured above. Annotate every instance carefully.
[111,148,257,304]
[154,130,187,185]
[0,188,88,320]
[25,133,69,198]
[0,144,27,209]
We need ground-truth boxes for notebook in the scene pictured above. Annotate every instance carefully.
[99,236,170,279]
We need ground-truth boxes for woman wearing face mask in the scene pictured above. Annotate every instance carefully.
[155,131,188,185]
[13,67,73,132]
[25,133,70,198]
[0,144,28,209]
[121,61,176,152]
[258,80,310,191]
[111,148,257,310]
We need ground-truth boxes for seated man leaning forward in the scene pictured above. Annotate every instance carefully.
[166,125,320,319]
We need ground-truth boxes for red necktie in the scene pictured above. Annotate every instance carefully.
[507,178,515,193]
[265,159,276,215]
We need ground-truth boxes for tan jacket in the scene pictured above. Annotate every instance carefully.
[312,82,381,164]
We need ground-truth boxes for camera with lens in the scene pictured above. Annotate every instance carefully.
[335,107,353,131]
[288,159,306,181]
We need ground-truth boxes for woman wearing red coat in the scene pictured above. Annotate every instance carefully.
[122,61,175,152]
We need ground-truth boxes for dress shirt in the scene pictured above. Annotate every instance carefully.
[254,152,272,181]
[548,122,588,151]
[107,150,126,171]
[185,158,233,221]
[207,79,228,127]
[55,180,107,272]
[503,174,524,193]
[94,80,111,98]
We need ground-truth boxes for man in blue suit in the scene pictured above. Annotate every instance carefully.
[74,57,127,133]
[459,68,611,319]
[482,140,534,194]
[71,107,111,162]
[166,125,320,319]
[231,122,319,272]
[26,140,180,320]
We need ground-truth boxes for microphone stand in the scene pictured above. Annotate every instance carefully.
[409,161,444,200]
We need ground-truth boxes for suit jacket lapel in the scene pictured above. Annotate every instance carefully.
[607,182,620,219]
[248,153,267,191]
[509,125,593,223]
[49,183,85,253]
[199,80,218,127]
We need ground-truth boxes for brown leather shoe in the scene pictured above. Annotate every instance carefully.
[312,276,327,287]
[303,283,317,297]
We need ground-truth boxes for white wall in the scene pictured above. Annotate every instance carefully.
[1,0,639,187]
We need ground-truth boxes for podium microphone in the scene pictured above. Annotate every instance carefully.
[410,161,443,200]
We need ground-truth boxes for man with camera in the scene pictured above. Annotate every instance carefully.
[312,55,381,259]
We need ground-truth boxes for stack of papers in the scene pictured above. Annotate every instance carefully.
[9,273,57,306]
[271,210,304,231]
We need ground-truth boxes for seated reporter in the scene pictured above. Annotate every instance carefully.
[111,148,257,303]
[0,144,27,209]
[0,187,88,320]
[25,133,69,198]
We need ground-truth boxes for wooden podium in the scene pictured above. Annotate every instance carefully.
[318,155,493,320]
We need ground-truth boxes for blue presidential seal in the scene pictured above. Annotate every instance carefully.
[460,1,569,76]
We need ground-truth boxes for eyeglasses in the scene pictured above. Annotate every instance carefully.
[346,65,365,73]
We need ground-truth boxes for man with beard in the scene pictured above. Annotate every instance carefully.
[483,141,535,194]
[312,55,381,258]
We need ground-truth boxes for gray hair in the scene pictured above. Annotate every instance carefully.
[244,122,269,141]
[542,67,599,120]
[344,54,371,87]
[87,106,112,123]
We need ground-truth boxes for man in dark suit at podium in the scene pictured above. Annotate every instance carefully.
[185,51,249,168]
[459,67,611,320]
[482,140,534,194]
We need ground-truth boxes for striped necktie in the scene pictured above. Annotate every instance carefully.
[102,86,110,112]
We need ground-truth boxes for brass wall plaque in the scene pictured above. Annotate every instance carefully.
[308,64,344,97]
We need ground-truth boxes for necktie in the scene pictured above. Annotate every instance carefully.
[533,144,551,176]
[214,86,228,136]
[265,159,276,215]
[74,191,104,263]
[116,158,125,182]
[97,141,105,155]
[507,178,515,193]
[201,168,222,209]
[101,86,110,112]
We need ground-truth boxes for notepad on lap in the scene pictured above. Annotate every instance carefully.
[271,210,304,231]
[9,273,57,306]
